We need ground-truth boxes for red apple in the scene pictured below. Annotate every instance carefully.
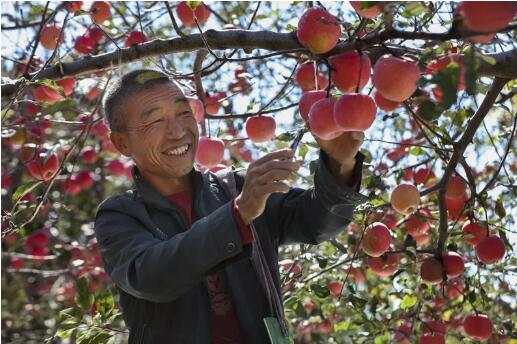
[462,221,488,246]
[442,252,465,278]
[245,115,276,143]
[463,314,492,341]
[402,168,414,181]
[76,170,94,189]
[187,97,204,123]
[26,152,59,181]
[299,90,326,123]
[65,1,83,13]
[367,252,400,277]
[414,167,435,185]
[90,1,111,24]
[419,334,445,344]
[279,259,302,275]
[329,50,371,93]
[381,213,397,230]
[9,257,24,270]
[56,77,75,96]
[205,92,225,115]
[91,121,109,138]
[32,85,63,104]
[80,146,98,164]
[413,233,431,248]
[308,98,343,140]
[373,55,420,102]
[390,183,420,215]
[295,62,329,91]
[475,236,505,264]
[40,25,62,50]
[86,27,105,44]
[302,297,316,315]
[26,230,49,250]
[350,1,383,18]
[327,280,343,297]
[374,91,400,112]
[459,2,517,33]
[445,278,465,299]
[63,175,82,195]
[195,137,225,168]
[469,33,496,44]
[334,93,376,131]
[317,319,333,334]
[343,266,366,284]
[361,222,391,257]
[125,30,148,47]
[74,35,96,54]
[394,322,412,343]
[176,2,211,28]
[420,257,444,284]
[297,7,341,54]
[106,159,127,176]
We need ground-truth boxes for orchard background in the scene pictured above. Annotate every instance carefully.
[1,1,516,343]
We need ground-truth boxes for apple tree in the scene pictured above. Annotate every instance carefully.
[1,1,516,343]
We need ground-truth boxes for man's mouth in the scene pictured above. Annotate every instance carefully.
[163,143,192,157]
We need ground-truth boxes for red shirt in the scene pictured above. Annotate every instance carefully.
[167,190,253,343]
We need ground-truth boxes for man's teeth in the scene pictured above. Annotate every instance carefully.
[166,144,189,156]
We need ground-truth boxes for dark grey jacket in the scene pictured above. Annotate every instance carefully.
[94,150,367,344]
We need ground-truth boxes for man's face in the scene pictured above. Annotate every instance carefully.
[114,82,199,179]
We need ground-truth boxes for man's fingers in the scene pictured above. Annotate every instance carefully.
[249,160,301,179]
[256,169,297,185]
[252,149,294,166]
[255,181,291,195]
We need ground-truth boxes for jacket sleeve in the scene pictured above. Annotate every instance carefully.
[94,197,251,303]
[260,149,368,246]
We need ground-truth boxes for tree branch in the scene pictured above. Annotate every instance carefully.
[3,29,516,97]
[435,77,509,254]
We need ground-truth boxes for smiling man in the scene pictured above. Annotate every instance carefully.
[94,69,367,343]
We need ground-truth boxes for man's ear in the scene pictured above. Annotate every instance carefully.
[109,131,132,157]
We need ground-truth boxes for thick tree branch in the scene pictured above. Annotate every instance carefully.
[3,29,516,97]
[435,77,509,254]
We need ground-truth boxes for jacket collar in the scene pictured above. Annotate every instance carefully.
[131,164,206,212]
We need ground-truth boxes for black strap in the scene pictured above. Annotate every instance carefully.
[215,169,289,337]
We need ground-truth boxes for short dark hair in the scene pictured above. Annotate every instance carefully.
[102,69,175,132]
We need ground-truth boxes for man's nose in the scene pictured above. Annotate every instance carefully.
[165,117,186,139]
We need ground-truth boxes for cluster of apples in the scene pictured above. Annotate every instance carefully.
[295,6,421,141]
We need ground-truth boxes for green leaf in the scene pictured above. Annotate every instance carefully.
[186,1,202,10]
[297,143,308,160]
[409,146,424,156]
[75,276,94,310]
[58,307,82,324]
[495,197,506,218]
[334,320,350,332]
[316,256,328,269]
[283,295,299,309]
[12,180,43,203]
[432,64,460,109]
[56,328,76,339]
[77,329,113,344]
[95,291,115,317]
[42,98,77,116]
[374,332,390,344]
[348,295,368,309]
[402,2,427,17]
[417,99,442,122]
[310,283,330,298]
[400,294,418,310]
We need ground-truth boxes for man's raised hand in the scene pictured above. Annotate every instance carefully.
[234,149,302,224]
